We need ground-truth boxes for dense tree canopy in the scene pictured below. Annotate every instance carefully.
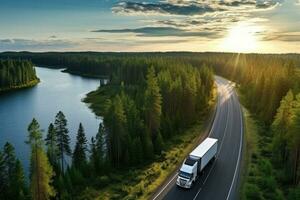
[92,57,215,168]
[2,52,300,199]
[0,59,38,91]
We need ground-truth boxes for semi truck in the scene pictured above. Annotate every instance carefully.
[176,137,218,188]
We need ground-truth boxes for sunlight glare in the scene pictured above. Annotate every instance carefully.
[221,23,261,53]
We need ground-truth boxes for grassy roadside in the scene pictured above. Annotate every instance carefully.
[238,95,284,200]
[0,79,40,93]
[80,86,217,200]
[239,107,259,199]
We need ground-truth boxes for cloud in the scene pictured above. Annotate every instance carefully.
[262,32,300,42]
[112,1,224,16]
[85,37,191,44]
[0,38,76,51]
[112,0,282,16]
[108,0,285,48]
[0,39,14,43]
[150,13,249,29]
[92,26,222,38]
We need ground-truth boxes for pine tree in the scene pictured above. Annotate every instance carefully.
[91,123,106,173]
[27,118,55,200]
[272,90,295,164]
[73,123,88,170]
[63,171,73,198]
[45,123,58,167]
[96,123,105,163]
[0,150,5,199]
[3,142,16,182]
[182,72,197,125]
[141,129,154,160]
[56,175,68,200]
[288,103,300,185]
[131,137,143,164]
[153,132,164,155]
[10,159,28,200]
[104,96,128,167]
[144,66,162,138]
[2,142,22,199]
[90,137,98,174]
[54,111,71,172]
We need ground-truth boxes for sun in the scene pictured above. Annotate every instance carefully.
[220,23,261,53]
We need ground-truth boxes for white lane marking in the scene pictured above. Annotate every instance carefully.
[152,81,221,200]
[193,82,232,200]
[152,172,179,200]
[225,92,244,200]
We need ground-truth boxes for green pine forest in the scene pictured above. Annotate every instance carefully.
[0,54,215,200]
[1,52,300,199]
[0,59,39,92]
[207,54,300,199]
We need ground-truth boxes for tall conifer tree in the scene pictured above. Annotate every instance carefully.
[144,66,162,137]
[27,118,55,200]
[73,123,88,170]
[54,111,71,172]
[45,123,58,167]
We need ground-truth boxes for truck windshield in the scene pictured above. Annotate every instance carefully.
[184,157,197,166]
[179,171,192,179]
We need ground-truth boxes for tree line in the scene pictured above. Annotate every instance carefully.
[0,59,38,91]
[0,56,214,199]
[207,53,299,123]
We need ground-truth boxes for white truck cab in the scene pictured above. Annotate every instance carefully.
[176,137,218,189]
[176,158,198,188]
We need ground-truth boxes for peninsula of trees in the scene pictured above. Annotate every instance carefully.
[0,59,39,92]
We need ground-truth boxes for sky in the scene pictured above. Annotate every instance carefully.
[0,0,299,53]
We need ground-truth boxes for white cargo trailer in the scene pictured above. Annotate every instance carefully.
[176,137,218,188]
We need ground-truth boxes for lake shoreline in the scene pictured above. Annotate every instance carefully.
[0,67,101,176]
[0,79,40,94]
[62,69,109,79]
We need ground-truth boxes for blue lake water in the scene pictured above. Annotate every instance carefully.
[0,67,101,174]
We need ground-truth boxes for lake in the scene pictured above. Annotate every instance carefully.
[0,67,101,174]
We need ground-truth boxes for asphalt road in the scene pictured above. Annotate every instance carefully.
[152,76,244,200]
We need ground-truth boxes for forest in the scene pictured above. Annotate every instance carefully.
[200,54,300,199]
[1,51,300,199]
[1,52,300,80]
[0,55,214,200]
[0,59,39,92]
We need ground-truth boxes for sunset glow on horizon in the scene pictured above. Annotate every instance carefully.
[0,0,299,53]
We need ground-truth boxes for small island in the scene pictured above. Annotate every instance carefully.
[0,59,39,93]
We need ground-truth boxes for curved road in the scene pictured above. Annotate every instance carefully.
[152,76,244,200]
